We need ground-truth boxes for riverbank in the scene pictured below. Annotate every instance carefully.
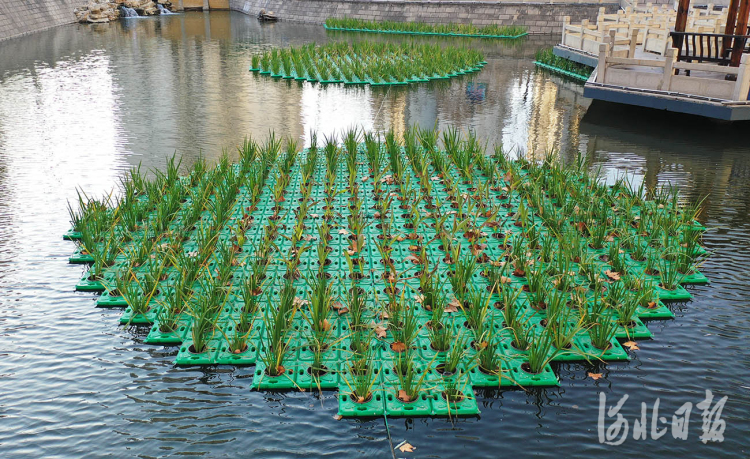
[0,0,88,42]
[229,0,619,35]
[0,0,618,42]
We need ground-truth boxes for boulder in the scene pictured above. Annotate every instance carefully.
[74,0,168,22]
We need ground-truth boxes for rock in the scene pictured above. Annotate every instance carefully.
[74,0,167,22]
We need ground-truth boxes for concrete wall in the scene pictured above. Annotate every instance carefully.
[229,0,620,35]
[0,0,89,42]
[0,0,619,43]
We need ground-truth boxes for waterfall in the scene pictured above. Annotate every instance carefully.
[157,4,173,14]
[120,6,138,17]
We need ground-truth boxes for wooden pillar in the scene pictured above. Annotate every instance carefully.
[725,0,740,35]
[675,0,691,32]
[723,0,741,58]
[731,0,750,66]
[673,0,691,50]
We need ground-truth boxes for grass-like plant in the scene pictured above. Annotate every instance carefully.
[325,17,527,37]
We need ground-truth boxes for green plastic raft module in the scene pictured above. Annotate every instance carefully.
[533,47,594,83]
[64,128,709,418]
[249,42,486,87]
[323,18,528,39]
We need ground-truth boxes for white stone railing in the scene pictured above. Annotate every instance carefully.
[563,3,728,58]
[595,44,750,101]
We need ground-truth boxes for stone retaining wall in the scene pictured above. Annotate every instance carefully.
[229,0,620,35]
[0,0,619,43]
[0,0,89,42]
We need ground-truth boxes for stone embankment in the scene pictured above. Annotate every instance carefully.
[74,0,173,23]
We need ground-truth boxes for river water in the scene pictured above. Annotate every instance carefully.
[0,10,748,458]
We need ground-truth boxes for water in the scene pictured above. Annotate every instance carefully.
[0,11,749,458]
[157,4,173,15]
[120,6,138,18]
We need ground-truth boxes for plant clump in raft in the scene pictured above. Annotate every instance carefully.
[249,42,486,86]
[64,127,709,418]
[534,48,594,82]
[325,17,528,39]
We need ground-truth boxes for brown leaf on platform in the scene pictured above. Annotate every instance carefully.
[604,270,621,281]
[375,326,387,339]
[333,414,343,420]
[623,341,640,350]
[391,341,407,352]
[338,228,350,235]
[404,254,420,264]
[445,298,461,313]
[398,389,412,403]
[588,372,603,380]
[398,442,415,453]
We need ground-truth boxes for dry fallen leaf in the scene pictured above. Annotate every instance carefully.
[374,212,381,218]
[404,255,420,263]
[444,298,461,313]
[302,234,315,241]
[398,389,412,402]
[391,341,407,352]
[333,414,343,420]
[588,372,603,380]
[398,442,415,453]
[338,229,350,235]
[604,270,621,281]
[622,341,640,351]
[414,294,425,304]
[375,326,387,339]
[500,276,513,284]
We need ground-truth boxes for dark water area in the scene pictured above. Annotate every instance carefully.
[0,11,748,458]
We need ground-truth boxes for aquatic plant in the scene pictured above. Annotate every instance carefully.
[251,41,485,86]
[325,17,526,37]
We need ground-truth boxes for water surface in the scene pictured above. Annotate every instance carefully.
[0,11,749,458]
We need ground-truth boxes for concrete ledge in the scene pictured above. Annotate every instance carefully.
[553,44,599,67]
[583,82,750,121]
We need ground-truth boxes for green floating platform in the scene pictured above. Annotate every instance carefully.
[534,61,590,82]
[63,127,709,418]
[250,42,485,87]
[324,25,528,40]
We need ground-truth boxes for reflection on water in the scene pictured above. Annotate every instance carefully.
[0,10,749,458]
